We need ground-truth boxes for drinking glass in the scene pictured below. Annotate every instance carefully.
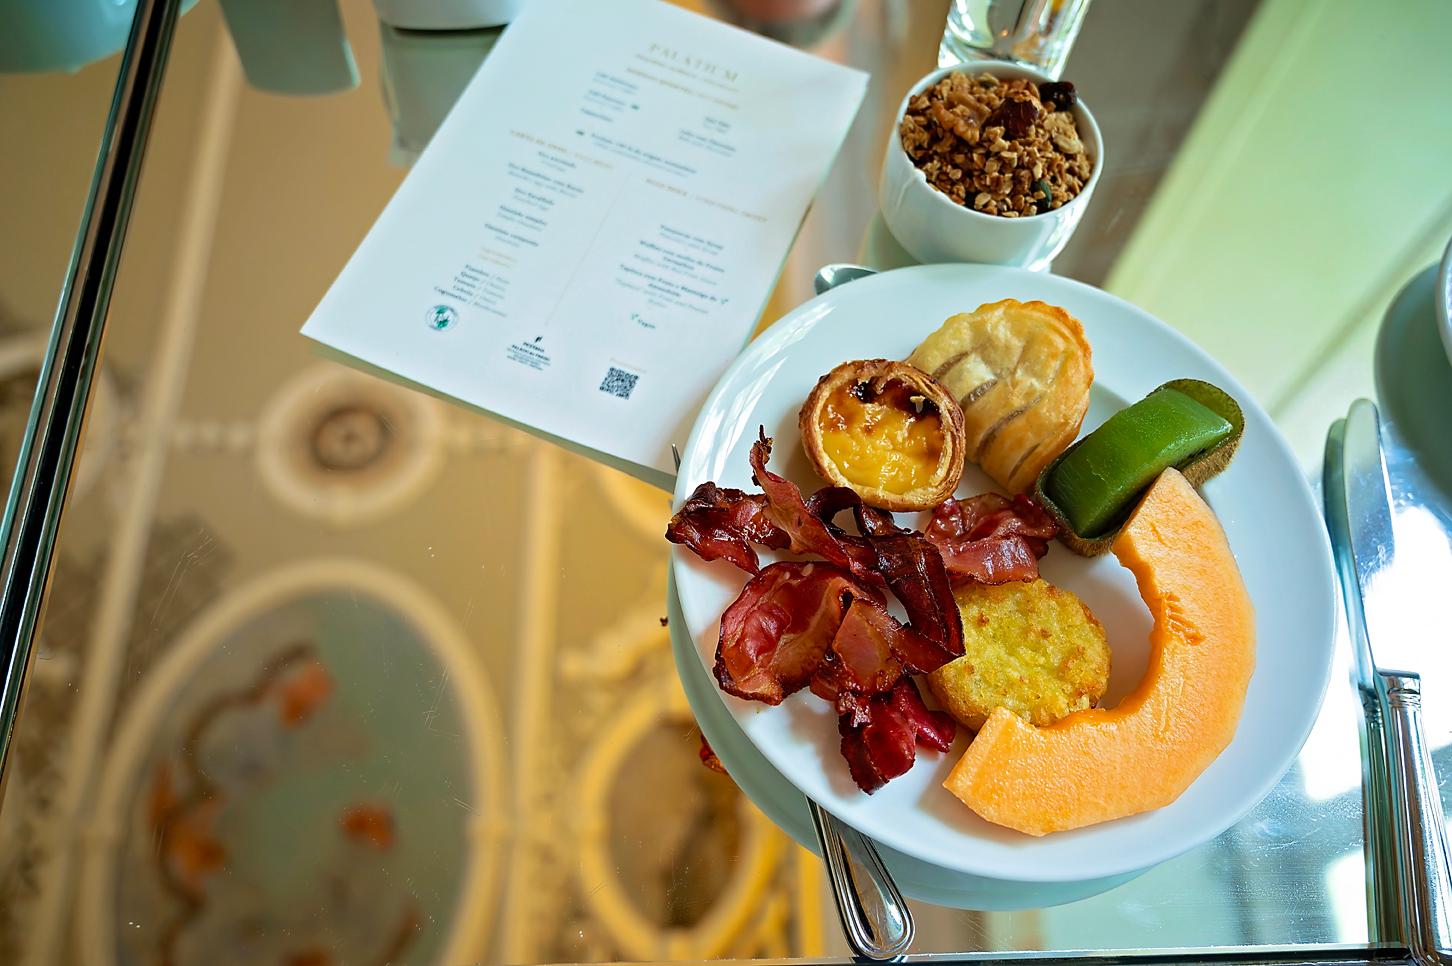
[939,0,1092,78]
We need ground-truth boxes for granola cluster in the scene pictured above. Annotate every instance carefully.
[899,72,1092,218]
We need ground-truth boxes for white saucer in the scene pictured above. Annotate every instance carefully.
[1375,263,1452,512]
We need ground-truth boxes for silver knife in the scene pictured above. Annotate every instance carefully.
[1324,416,1402,939]
[1326,398,1452,964]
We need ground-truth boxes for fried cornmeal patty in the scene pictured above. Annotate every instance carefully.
[927,578,1110,731]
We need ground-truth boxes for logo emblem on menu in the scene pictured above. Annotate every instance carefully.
[425,304,457,331]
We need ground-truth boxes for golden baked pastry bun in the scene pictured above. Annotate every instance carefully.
[798,359,966,512]
[908,299,1092,494]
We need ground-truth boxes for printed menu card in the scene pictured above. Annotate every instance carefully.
[302,0,867,486]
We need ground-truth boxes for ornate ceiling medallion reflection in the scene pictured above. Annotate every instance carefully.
[573,674,783,961]
[257,365,444,526]
[311,404,393,471]
[78,559,506,966]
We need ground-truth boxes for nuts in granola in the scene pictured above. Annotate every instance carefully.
[899,72,1093,218]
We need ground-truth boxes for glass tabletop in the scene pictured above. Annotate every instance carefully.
[2,0,1451,963]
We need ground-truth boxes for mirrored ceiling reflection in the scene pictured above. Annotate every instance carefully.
[5,0,1438,963]
[0,39,133,503]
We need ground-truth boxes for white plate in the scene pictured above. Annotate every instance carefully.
[671,263,1336,884]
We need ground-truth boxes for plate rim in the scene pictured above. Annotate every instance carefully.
[670,262,1337,882]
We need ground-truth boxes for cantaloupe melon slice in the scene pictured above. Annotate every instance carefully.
[942,468,1255,836]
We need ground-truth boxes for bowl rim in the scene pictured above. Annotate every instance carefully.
[888,60,1104,224]
[1437,233,1452,365]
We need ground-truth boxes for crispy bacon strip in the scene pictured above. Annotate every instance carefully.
[839,698,915,793]
[855,505,905,538]
[803,486,862,526]
[750,432,880,583]
[932,536,1041,585]
[890,675,956,753]
[838,679,957,793]
[835,690,874,729]
[666,483,788,573]
[698,734,728,775]
[864,532,965,673]
[925,493,1057,585]
[672,433,993,793]
[931,492,1057,547]
[806,485,904,539]
[804,482,962,673]
[809,598,905,702]
[714,561,874,704]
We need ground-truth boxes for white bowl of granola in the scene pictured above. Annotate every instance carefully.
[880,62,1103,270]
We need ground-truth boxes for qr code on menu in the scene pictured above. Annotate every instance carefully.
[599,366,640,400]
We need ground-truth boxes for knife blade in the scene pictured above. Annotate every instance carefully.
[1327,398,1452,964]
[1338,400,1416,677]
[1323,415,1401,939]
[1323,417,1378,693]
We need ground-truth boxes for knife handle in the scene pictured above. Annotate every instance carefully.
[1362,688,1408,940]
[1381,670,1452,965]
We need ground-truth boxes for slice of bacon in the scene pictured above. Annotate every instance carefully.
[803,482,963,674]
[855,505,905,538]
[973,493,1058,546]
[714,561,874,704]
[834,689,874,728]
[889,675,957,753]
[931,536,1041,585]
[749,432,881,583]
[803,485,863,526]
[930,492,1058,548]
[806,484,904,539]
[671,433,997,793]
[666,483,788,573]
[808,598,904,702]
[863,532,964,673]
[698,734,728,775]
[925,493,1058,585]
[839,699,915,793]
[838,679,957,793]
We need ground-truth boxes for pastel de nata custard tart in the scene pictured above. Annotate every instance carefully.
[908,299,1092,495]
[799,359,966,511]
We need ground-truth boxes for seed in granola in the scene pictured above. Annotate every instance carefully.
[1034,179,1053,212]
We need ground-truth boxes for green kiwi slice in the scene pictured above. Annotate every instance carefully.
[1032,379,1244,556]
